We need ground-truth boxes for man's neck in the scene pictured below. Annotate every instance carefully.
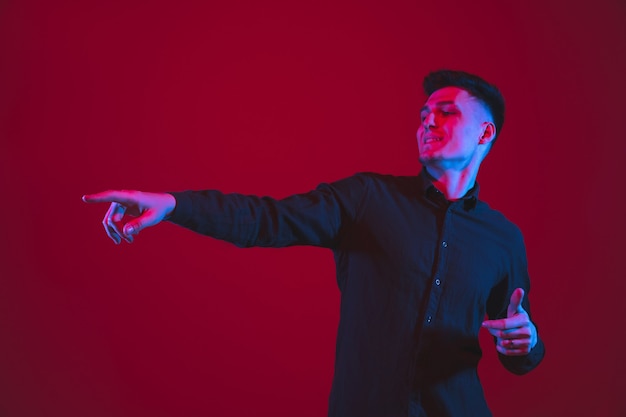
[424,165,480,201]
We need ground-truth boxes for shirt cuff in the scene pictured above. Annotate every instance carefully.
[166,191,194,225]
[498,337,545,375]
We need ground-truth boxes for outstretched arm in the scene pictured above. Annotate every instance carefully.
[83,174,370,248]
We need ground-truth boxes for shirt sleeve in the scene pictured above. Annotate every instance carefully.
[486,227,545,375]
[165,174,371,249]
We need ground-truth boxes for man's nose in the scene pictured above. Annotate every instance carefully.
[423,112,436,129]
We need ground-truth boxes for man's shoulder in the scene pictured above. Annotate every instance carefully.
[475,200,525,242]
[318,172,421,212]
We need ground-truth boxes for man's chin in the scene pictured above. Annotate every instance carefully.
[418,153,440,166]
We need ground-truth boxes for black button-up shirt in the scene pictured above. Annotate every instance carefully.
[168,170,545,417]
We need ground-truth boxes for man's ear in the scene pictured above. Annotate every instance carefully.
[479,122,496,145]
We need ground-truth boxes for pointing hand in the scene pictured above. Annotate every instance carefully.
[82,190,176,244]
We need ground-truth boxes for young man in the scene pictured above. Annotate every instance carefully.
[84,70,544,416]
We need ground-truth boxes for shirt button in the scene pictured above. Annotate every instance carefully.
[435,279,441,286]
[427,316,432,323]
[442,241,448,248]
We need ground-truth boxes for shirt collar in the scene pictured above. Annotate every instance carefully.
[418,167,479,211]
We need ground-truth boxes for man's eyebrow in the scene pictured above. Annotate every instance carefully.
[420,100,458,112]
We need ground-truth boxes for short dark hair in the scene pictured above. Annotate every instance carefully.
[423,69,505,143]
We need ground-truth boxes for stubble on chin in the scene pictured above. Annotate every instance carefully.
[417,149,438,166]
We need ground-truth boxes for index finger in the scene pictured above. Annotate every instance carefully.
[482,313,529,330]
[82,190,137,205]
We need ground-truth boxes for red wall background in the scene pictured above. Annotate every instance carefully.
[1,1,625,416]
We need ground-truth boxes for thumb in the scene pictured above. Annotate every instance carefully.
[122,209,161,236]
[123,220,142,237]
[507,288,525,318]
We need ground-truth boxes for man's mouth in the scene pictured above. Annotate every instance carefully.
[423,135,442,144]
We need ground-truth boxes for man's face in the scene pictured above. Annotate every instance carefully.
[416,87,491,169]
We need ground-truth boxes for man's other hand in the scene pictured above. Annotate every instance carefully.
[481,288,538,356]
